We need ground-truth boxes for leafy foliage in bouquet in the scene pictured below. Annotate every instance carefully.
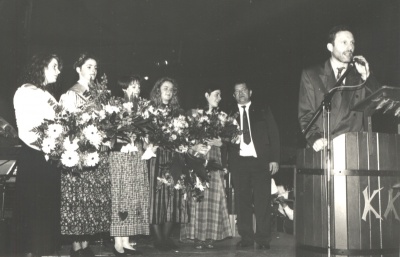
[107,95,155,145]
[31,74,116,172]
[31,102,109,172]
[147,106,190,152]
[186,109,241,145]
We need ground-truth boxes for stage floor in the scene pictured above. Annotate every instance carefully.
[43,232,295,257]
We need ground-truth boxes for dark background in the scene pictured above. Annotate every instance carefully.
[0,0,399,163]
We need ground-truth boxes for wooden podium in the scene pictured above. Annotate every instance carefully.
[296,87,400,257]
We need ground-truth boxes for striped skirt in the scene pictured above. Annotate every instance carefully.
[109,151,150,236]
[148,148,188,224]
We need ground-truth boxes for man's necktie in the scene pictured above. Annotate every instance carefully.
[241,106,251,144]
[336,67,345,82]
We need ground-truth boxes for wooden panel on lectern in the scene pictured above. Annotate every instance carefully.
[296,132,400,257]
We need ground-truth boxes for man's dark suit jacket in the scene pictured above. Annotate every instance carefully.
[298,59,381,146]
[228,102,280,168]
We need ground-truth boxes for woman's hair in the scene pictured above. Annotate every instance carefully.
[199,83,222,110]
[73,52,98,70]
[18,52,63,90]
[149,77,180,111]
[117,75,142,89]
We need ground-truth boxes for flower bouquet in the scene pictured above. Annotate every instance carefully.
[147,106,190,152]
[31,103,110,173]
[186,108,240,146]
[107,95,155,152]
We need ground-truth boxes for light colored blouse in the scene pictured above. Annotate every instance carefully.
[59,83,89,113]
[13,84,57,150]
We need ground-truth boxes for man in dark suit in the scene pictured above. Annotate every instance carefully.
[298,25,381,151]
[228,81,280,249]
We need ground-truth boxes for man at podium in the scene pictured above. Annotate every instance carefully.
[298,25,381,151]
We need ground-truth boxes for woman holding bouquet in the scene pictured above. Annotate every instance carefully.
[59,53,111,257]
[109,75,149,256]
[181,85,233,249]
[148,77,186,251]
[13,53,62,257]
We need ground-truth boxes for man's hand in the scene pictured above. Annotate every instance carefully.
[353,55,370,81]
[269,162,279,175]
[313,138,328,152]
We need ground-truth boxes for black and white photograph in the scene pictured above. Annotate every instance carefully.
[0,0,399,256]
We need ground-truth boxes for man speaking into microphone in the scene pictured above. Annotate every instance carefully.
[298,25,381,151]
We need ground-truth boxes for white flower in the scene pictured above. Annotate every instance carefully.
[42,137,56,154]
[147,105,155,115]
[170,134,177,140]
[123,102,133,112]
[199,115,210,123]
[47,124,63,138]
[98,110,106,120]
[195,176,205,191]
[104,104,120,114]
[142,110,150,119]
[157,177,171,186]
[84,152,99,167]
[197,109,204,115]
[63,138,79,151]
[218,111,228,122]
[83,125,103,148]
[120,143,138,153]
[91,112,98,120]
[174,183,183,190]
[61,150,79,167]
[81,113,91,123]
[141,147,156,160]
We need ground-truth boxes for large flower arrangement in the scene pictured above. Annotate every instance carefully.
[31,75,114,172]
[186,108,240,145]
[107,94,155,152]
[31,74,153,172]
[147,106,190,152]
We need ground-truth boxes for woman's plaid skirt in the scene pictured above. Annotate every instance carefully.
[181,146,232,241]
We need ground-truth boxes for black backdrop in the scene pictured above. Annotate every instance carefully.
[0,0,399,154]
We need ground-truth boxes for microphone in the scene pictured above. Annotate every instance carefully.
[353,57,366,66]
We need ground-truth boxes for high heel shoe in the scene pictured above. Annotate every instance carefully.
[123,247,143,255]
[113,246,127,256]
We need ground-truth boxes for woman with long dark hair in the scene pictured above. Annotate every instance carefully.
[180,84,232,249]
[13,53,62,257]
[59,53,111,257]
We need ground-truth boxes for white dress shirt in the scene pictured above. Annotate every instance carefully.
[238,102,257,157]
[14,84,57,150]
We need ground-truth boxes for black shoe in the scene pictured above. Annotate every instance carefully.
[236,240,253,248]
[154,241,170,251]
[123,247,143,255]
[165,238,179,250]
[69,248,82,257]
[81,247,95,257]
[257,243,270,250]
[113,246,127,256]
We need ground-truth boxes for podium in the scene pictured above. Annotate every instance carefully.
[296,87,400,257]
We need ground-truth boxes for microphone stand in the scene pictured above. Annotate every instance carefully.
[302,62,356,257]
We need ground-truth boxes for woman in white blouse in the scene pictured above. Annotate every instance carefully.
[59,53,111,257]
[13,53,62,257]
